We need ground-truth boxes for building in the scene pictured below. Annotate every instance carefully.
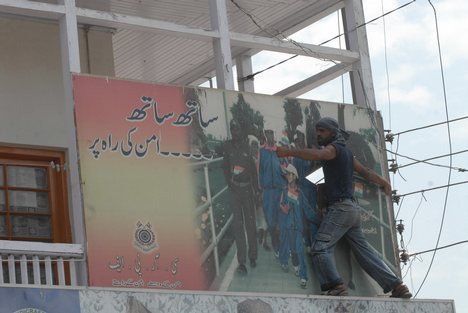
[0,0,455,312]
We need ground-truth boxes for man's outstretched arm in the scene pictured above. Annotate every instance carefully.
[353,157,392,195]
[276,145,336,161]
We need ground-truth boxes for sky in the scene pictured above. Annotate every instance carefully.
[247,0,468,311]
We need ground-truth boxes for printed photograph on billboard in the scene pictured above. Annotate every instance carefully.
[73,74,397,295]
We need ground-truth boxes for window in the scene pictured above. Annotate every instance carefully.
[0,147,71,243]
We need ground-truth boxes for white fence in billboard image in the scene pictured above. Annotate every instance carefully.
[0,240,84,286]
[192,157,231,278]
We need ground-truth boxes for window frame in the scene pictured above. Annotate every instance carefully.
[0,146,71,243]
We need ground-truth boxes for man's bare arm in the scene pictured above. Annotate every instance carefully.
[276,145,336,161]
[353,158,392,195]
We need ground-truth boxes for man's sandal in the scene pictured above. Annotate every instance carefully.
[391,283,412,299]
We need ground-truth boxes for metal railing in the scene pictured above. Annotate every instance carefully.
[191,157,232,277]
[0,240,84,286]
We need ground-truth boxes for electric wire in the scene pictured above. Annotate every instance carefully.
[387,148,468,172]
[406,192,427,248]
[356,70,383,141]
[393,134,407,181]
[230,0,337,66]
[380,0,392,130]
[320,0,417,46]
[402,255,416,280]
[234,0,417,81]
[408,240,468,258]
[394,195,405,219]
[390,115,468,136]
[404,240,468,281]
[338,11,345,104]
[379,0,398,193]
[413,0,453,298]
[397,180,467,198]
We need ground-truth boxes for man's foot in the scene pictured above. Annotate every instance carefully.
[391,283,412,299]
[300,278,307,289]
[281,264,289,273]
[327,284,348,296]
[249,258,257,268]
[274,250,280,259]
[237,264,247,275]
[263,242,271,251]
[257,229,264,245]
[294,266,300,277]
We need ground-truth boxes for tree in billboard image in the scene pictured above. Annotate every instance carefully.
[283,98,303,143]
[230,93,265,141]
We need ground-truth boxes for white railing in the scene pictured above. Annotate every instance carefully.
[191,157,232,277]
[0,240,84,286]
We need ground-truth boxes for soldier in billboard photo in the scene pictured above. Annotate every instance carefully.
[259,129,287,258]
[276,117,412,298]
[278,163,319,289]
[222,118,259,275]
[248,135,269,251]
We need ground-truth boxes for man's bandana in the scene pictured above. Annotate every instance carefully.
[315,117,350,145]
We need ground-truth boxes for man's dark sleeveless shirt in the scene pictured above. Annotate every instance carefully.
[322,143,354,204]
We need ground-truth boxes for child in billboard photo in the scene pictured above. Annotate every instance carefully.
[259,130,287,258]
[278,163,319,288]
[276,117,412,298]
[291,129,319,253]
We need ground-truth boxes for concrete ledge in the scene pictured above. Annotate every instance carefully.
[79,287,455,313]
[0,285,455,313]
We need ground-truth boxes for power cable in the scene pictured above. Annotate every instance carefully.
[230,0,337,65]
[355,70,383,141]
[234,0,417,81]
[386,148,468,172]
[402,255,416,279]
[387,115,468,137]
[394,195,405,219]
[408,240,468,258]
[397,180,467,198]
[239,55,298,82]
[391,134,407,181]
[406,193,427,248]
[380,0,392,130]
[337,11,345,104]
[320,0,417,46]
[413,0,453,298]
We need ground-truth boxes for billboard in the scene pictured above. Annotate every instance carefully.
[73,74,398,295]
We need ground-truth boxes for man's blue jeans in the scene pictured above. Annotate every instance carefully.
[311,198,401,293]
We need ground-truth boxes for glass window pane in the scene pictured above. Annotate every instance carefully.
[0,215,6,236]
[0,190,5,211]
[8,190,49,213]
[11,216,51,238]
[7,166,48,189]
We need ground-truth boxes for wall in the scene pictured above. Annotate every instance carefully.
[0,16,114,149]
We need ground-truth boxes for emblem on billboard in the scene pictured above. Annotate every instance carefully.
[134,221,158,252]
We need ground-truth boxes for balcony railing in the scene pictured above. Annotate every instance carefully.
[0,240,84,286]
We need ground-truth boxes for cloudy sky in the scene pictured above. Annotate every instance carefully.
[249,0,468,311]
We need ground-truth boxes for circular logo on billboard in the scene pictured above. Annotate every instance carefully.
[134,221,158,253]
